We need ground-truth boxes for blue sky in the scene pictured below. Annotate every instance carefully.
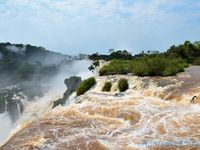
[0,0,200,55]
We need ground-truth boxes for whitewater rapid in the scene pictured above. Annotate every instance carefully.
[0,60,93,145]
[1,66,200,149]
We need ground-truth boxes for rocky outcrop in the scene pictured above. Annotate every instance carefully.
[53,76,82,107]
[0,86,25,122]
[64,76,82,97]
[0,84,45,122]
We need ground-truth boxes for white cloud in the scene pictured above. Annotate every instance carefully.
[2,0,197,28]
[0,0,200,54]
[1,0,198,24]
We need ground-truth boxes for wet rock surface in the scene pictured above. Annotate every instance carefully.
[0,86,26,121]
[0,84,45,122]
[53,76,82,107]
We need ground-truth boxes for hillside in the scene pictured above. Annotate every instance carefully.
[0,42,82,122]
[0,42,71,87]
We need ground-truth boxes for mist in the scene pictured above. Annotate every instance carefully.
[0,58,93,145]
[0,43,94,145]
[0,113,12,144]
[20,60,93,119]
[6,45,26,53]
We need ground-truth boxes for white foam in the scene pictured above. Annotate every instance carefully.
[0,112,12,145]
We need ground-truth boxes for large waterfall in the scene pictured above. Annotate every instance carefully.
[0,60,93,145]
[1,66,200,149]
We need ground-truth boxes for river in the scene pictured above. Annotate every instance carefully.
[1,66,200,149]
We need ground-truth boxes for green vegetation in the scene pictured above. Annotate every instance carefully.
[0,42,66,87]
[76,77,96,96]
[118,78,129,92]
[96,41,200,77]
[102,81,112,92]
[99,60,131,76]
[53,76,82,108]
[99,56,188,77]
[166,41,200,64]
[193,57,200,65]
[90,41,200,63]
[89,50,133,61]
[88,60,100,72]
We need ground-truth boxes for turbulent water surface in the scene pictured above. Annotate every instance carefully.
[1,66,200,150]
[0,60,93,146]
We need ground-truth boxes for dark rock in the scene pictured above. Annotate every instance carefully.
[115,92,125,97]
[64,76,82,96]
[0,97,6,113]
[53,76,82,108]
[0,86,26,122]
[0,83,46,122]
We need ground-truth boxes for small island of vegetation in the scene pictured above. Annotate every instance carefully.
[76,77,96,96]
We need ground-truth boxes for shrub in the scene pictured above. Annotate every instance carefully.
[99,60,132,76]
[162,66,179,76]
[131,60,150,76]
[99,56,188,77]
[118,78,129,92]
[76,77,96,96]
[193,57,200,65]
[146,56,168,76]
[102,81,112,92]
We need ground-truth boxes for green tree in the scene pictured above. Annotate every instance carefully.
[88,60,100,72]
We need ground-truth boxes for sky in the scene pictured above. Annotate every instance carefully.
[0,0,200,55]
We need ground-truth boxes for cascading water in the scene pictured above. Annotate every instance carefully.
[0,59,93,146]
[1,66,200,149]
[0,112,12,144]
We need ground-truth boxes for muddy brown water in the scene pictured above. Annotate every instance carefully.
[1,66,200,150]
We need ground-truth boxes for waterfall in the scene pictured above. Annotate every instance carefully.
[0,60,93,145]
[0,113,12,145]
